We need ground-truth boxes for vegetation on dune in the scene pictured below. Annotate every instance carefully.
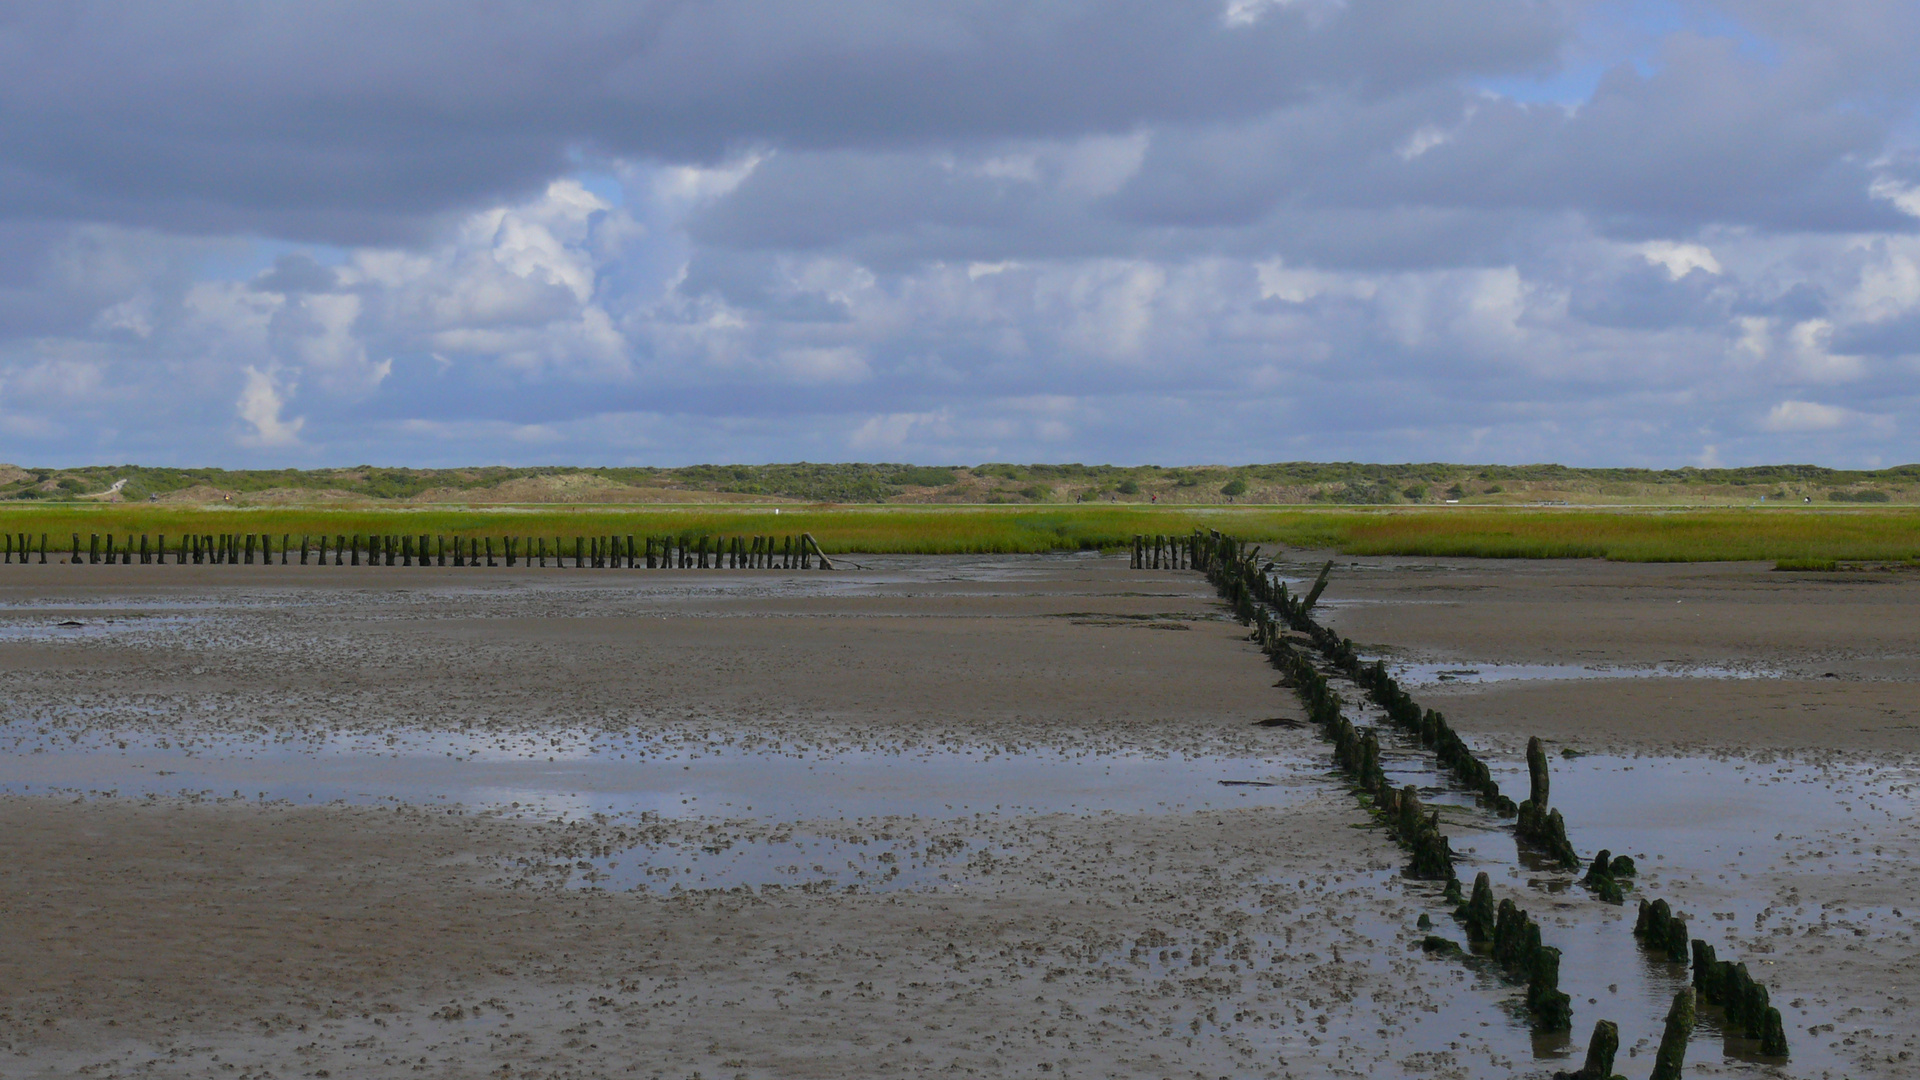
[4,459,1920,508]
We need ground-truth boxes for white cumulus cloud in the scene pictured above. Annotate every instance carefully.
[236,367,304,447]
[1762,400,1852,432]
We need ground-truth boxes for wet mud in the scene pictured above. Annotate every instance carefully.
[0,554,1915,1077]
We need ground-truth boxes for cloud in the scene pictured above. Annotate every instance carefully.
[2,2,1920,468]
[1636,241,1723,280]
[1762,400,1854,433]
[236,367,304,446]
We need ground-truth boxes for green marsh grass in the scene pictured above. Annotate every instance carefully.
[3,503,1916,563]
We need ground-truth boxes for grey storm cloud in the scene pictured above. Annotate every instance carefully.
[0,0,1918,470]
[0,0,1569,242]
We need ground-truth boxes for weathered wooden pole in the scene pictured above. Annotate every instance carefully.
[1648,988,1696,1080]
[1527,735,1550,808]
[1572,1020,1618,1080]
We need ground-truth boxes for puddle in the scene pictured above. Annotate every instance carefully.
[1395,662,1787,686]
[1325,655,1904,1076]
[1435,754,1916,1078]
[0,614,203,640]
[0,725,1322,821]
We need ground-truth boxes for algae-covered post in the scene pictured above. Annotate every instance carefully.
[1527,736,1550,807]
[1554,1019,1619,1080]
[1648,988,1696,1080]
[1303,560,1333,609]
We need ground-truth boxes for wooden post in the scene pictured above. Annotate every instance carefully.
[802,533,834,570]
[1648,988,1696,1080]
[485,537,495,567]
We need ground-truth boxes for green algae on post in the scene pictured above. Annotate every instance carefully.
[1648,987,1696,1080]
[1551,1018,1622,1080]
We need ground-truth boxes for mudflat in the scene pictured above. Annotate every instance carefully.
[1307,555,1920,754]
[1,553,1915,1078]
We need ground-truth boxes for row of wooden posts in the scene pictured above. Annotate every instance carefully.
[1188,528,1787,1070]
[6,532,835,570]
[1130,534,1191,570]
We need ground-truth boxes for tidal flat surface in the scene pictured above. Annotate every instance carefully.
[1,554,1916,1078]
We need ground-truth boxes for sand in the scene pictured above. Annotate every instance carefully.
[1,553,1916,1077]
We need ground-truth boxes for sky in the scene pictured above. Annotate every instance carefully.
[1,0,1918,470]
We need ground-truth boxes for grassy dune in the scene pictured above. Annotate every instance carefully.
[4,503,1917,563]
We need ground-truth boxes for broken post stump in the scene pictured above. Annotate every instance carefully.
[1648,988,1696,1080]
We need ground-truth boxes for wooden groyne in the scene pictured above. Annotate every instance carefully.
[8,532,837,570]
[1177,529,1791,1058]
